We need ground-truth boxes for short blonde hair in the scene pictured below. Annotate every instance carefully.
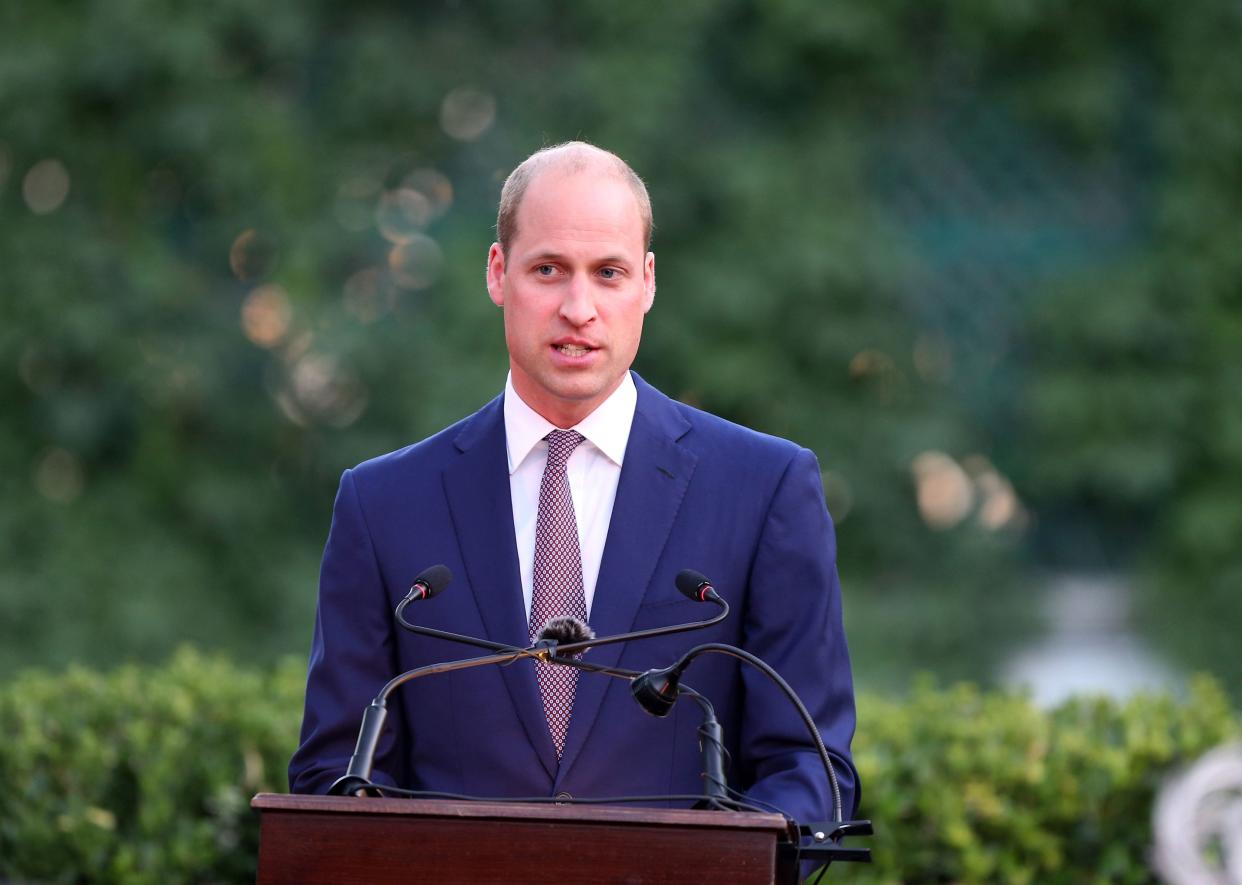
[496,141,653,254]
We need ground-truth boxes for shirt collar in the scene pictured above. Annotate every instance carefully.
[504,372,637,475]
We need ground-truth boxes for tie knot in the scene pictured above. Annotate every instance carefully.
[544,429,585,470]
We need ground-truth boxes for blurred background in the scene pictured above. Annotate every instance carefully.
[3,0,1240,704]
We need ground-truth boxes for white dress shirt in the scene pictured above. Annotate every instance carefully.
[504,372,637,621]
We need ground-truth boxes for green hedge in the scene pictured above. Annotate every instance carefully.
[1,651,1236,883]
[0,649,303,884]
[835,677,1238,883]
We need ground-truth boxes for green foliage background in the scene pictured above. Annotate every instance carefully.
[3,4,1242,877]
[6,0,1239,689]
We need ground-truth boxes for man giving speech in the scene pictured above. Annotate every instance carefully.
[289,142,859,827]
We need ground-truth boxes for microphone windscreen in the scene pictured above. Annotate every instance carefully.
[412,564,453,598]
[538,616,595,646]
[675,569,713,602]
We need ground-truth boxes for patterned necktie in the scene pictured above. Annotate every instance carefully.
[528,429,587,758]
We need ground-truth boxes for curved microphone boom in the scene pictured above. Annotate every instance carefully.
[395,565,523,654]
[630,640,846,824]
[547,569,728,658]
[396,567,727,659]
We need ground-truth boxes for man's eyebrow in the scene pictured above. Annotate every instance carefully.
[520,251,634,268]
[519,250,566,265]
[594,254,634,268]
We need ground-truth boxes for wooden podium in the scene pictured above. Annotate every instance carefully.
[252,793,800,884]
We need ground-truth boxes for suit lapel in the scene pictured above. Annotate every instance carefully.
[555,376,697,783]
[442,396,560,779]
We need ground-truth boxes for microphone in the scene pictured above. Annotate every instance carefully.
[543,571,728,659]
[536,616,595,657]
[630,641,846,824]
[406,564,452,601]
[395,565,521,654]
[630,661,683,718]
[627,570,721,716]
[675,569,721,603]
[332,569,729,796]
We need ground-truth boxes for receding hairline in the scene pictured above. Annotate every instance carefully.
[496,141,653,254]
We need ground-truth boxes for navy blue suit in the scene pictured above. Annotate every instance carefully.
[290,373,859,823]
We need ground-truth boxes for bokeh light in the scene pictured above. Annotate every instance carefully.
[440,86,496,141]
[34,448,84,503]
[280,353,369,428]
[229,229,279,281]
[403,168,453,219]
[241,284,293,348]
[911,451,974,530]
[388,234,444,290]
[375,188,433,243]
[963,454,1027,532]
[23,159,70,215]
[849,348,904,401]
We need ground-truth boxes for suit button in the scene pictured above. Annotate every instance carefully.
[555,791,572,803]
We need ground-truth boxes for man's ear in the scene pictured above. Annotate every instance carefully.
[486,242,506,307]
[642,251,656,313]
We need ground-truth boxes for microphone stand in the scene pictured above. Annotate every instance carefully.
[330,646,544,796]
[676,687,728,810]
[542,656,728,811]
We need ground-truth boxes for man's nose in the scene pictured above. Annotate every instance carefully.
[559,274,598,326]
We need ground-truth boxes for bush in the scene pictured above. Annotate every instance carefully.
[835,677,1239,883]
[1,653,1235,883]
[0,649,303,884]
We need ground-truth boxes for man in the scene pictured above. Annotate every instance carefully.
[289,142,859,826]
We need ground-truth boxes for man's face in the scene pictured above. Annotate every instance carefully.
[486,170,655,428]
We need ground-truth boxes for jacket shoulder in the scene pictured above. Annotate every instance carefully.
[346,395,500,489]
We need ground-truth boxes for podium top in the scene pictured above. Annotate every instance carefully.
[252,792,790,834]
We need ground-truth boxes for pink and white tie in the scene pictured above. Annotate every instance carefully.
[528,429,587,758]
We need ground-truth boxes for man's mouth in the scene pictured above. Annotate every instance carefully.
[554,343,593,357]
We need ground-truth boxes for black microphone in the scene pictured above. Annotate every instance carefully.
[395,565,520,654]
[406,564,452,601]
[542,571,728,659]
[536,616,595,656]
[631,641,846,824]
[627,570,722,717]
[675,569,721,603]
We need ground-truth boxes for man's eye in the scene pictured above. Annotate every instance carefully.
[599,267,619,280]
[535,264,556,276]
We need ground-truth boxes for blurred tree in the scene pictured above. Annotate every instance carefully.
[1,0,1239,692]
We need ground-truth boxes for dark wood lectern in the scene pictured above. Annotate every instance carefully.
[252,793,799,884]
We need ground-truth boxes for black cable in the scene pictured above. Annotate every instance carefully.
[722,784,789,820]
[544,655,640,679]
[669,644,843,823]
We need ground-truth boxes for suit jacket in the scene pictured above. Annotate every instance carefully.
[289,373,859,824]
